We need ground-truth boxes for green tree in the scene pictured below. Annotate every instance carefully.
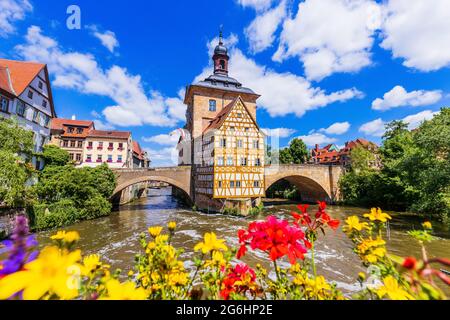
[340,107,450,224]
[0,151,35,208]
[40,145,70,167]
[289,138,310,164]
[0,118,35,208]
[0,118,34,157]
[350,145,376,173]
[279,148,294,164]
[279,138,309,164]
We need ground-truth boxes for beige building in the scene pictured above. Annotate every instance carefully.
[179,33,265,214]
[83,130,132,168]
[50,118,94,165]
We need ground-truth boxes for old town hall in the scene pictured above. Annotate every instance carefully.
[178,33,265,214]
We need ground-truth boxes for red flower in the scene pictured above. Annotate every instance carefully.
[292,202,340,233]
[403,257,417,270]
[220,264,256,300]
[237,216,308,264]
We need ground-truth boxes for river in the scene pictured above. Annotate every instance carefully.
[37,187,450,297]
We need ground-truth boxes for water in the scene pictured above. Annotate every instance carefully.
[37,187,450,297]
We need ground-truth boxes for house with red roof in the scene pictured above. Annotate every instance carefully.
[311,138,381,169]
[132,141,151,168]
[0,59,57,169]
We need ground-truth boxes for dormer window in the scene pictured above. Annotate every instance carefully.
[28,90,33,99]
[42,100,47,108]
[209,100,216,112]
[38,81,43,89]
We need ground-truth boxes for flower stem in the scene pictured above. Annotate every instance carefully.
[311,241,317,278]
[273,260,281,282]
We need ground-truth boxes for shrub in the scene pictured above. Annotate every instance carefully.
[31,200,79,231]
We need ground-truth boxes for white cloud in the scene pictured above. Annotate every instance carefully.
[166,89,186,122]
[380,0,450,72]
[274,0,382,81]
[93,119,115,130]
[319,122,350,135]
[359,118,386,137]
[142,133,180,146]
[0,0,32,37]
[262,127,296,138]
[297,133,337,147]
[90,110,101,118]
[144,147,178,167]
[403,110,439,130]
[237,0,274,11]
[88,25,119,53]
[195,35,363,119]
[372,86,442,111]
[245,0,287,53]
[360,110,440,137]
[16,26,181,128]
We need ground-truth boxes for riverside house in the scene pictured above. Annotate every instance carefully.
[0,59,56,169]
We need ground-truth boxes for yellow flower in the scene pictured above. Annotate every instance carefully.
[357,238,386,264]
[364,208,392,223]
[422,221,432,230]
[128,270,134,277]
[155,235,169,244]
[100,279,147,300]
[0,246,81,300]
[343,216,369,233]
[205,251,227,268]
[358,272,366,282]
[50,231,80,243]
[194,232,228,254]
[376,276,415,300]
[148,226,163,238]
[82,254,101,274]
[168,221,177,231]
[167,271,188,287]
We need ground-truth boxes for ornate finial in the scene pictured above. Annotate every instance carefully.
[219,25,223,45]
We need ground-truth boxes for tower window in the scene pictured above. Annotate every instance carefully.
[220,60,225,70]
[209,100,216,112]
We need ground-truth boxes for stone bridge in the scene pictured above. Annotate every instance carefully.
[264,165,344,203]
[112,164,344,204]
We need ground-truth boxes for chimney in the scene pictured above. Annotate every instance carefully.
[71,115,76,120]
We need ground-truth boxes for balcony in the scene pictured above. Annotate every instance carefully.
[85,159,92,163]
[96,159,103,163]
[97,147,103,150]
[87,146,93,150]
[107,159,113,163]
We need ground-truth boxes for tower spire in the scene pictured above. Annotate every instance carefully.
[219,25,223,45]
[213,25,229,76]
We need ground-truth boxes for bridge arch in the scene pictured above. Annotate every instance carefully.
[264,165,343,203]
[265,175,331,203]
[112,167,193,205]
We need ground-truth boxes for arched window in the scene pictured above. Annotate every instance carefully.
[220,60,225,70]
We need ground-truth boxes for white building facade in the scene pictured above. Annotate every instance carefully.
[0,59,56,169]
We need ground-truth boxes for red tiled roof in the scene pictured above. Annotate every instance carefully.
[0,59,45,95]
[132,141,145,160]
[51,118,94,130]
[0,66,14,95]
[88,130,131,139]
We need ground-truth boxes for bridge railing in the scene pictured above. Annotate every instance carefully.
[112,166,191,173]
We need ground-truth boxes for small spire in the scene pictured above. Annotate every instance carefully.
[219,25,223,45]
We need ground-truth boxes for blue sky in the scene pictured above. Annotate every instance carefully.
[1,0,449,165]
